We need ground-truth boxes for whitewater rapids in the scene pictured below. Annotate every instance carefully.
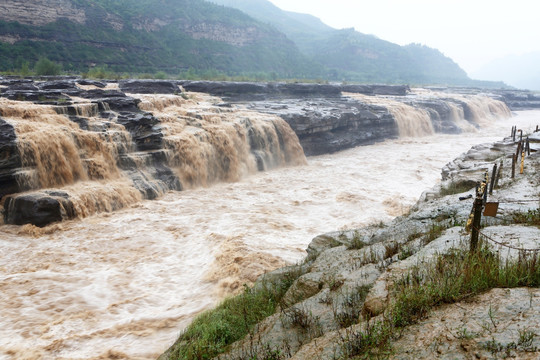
[0,110,538,360]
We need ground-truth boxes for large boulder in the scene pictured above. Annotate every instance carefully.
[3,191,75,227]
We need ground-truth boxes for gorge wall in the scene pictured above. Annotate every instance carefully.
[0,78,514,226]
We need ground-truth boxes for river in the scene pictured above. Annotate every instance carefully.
[0,110,538,360]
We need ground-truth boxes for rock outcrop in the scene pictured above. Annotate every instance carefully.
[0,118,21,199]
[495,89,540,110]
[0,0,86,26]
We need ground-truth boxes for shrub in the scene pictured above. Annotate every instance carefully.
[34,57,62,75]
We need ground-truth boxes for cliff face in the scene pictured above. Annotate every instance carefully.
[0,0,86,26]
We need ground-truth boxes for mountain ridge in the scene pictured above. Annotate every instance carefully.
[0,0,507,86]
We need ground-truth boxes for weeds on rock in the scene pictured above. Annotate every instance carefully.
[397,246,414,261]
[512,208,540,227]
[338,246,540,359]
[422,223,448,245]
[383,242,400,259]
[333,285,372,328]
[340,320,393,359]
[347,231,366,250]
[483,328,538,356]
[282,304,323,341]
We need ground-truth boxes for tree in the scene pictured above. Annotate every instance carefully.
[34,57,62,75]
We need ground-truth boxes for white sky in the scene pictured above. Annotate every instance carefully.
[267,0,540,76]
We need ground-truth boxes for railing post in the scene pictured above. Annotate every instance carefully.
[494,160,503,189]
[470,196,483,252]
[512,154,516,178]
[520,147,525,174]
[489,163,497,195]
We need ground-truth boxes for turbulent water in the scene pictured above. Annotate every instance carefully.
[0,103,538,359]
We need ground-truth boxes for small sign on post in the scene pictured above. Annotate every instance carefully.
[483,202,499,217]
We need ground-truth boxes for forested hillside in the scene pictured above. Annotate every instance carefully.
[0,0,505,85]
[0,0,320,78]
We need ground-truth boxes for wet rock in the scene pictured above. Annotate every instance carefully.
[341,84,410,96]
[5,81,39,91]
[247,97,397,155]
[1,89,72,103]
[493,89,540,110]
[179,80,268,99]
[98,96,141,112]
[3,192,75,227]
[116,112,163,151]
[0,118,21,199]
[76,79,107,88]
[178,81,410,100]
[37,80,78,91]
[119,80,180,94]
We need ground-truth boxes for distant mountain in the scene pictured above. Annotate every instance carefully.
[0,0,320,77]
[0,0,507,86]
[472,52,540,91]
[211,0,474,85]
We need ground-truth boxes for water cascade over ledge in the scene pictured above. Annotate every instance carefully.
[0,83,307,226]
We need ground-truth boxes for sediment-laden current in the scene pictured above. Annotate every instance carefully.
[0,100,538,359]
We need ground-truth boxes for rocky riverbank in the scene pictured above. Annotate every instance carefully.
[161,130,540,359]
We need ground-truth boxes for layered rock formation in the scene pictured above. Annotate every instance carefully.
[0,78,306,226]
[0,78,515,225]
[0,0,86,26]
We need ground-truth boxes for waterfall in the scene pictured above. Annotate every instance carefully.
[0,93,306,226]
[345,90,512,136]
[136,94,306,188]
[345,93,434,137]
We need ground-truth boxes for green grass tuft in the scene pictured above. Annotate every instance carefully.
[164,268,302,360]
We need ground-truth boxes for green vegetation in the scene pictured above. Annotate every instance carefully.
[211,0,508,87]
[334,285,372,328]
[512,208,540,227]
[0,0,320,79]
[163,266,304,360]
[439,180,475,197]
[341,246,540,358]
[0,0,509,86]
[34,57,62,75]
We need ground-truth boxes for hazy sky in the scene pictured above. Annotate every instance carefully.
[267,0,539,76]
